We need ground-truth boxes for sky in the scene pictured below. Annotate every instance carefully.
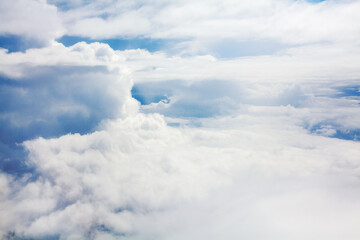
[0,0,360,239]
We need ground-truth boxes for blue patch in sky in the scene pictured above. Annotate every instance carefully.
[57,35,171,52]
[131,85,170,105]
[334,86,360,98]
[0,34,43,53]
[333,129,360,141]
[48,0,95,11]
[308,123,360,141]
[47,1,75,11]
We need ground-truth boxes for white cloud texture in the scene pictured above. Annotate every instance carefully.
[3,0,360,54]
[2,41,359,83]
[0,40,359,238]
[56,0,360,49]
[1,1,360,239]
[0,0,63,44]
[1,109,360,239]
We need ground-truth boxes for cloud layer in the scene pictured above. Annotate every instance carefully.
[1,1,360,239]
[0,38,359,240]
[1,109,360,239]
[3,0,360,56]
[57,0,360,44]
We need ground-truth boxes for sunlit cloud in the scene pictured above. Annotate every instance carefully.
[0,0,360,239]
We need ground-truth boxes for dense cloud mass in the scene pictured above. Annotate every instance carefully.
[1,110,360,239]
[0,42,138,174]
[1,0,360,239]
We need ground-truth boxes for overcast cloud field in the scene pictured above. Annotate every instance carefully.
[0,0,360,239]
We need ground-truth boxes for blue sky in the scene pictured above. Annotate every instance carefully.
[0,34,43,53]
[1,0,360,239]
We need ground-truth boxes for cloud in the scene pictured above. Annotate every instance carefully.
[2,0,360,57]
[118,43,360,83]
[0,0,64,45]
[2,40,360,84]
[54,0,360,54]
[1,41,359,176]
[132,79,360,138]
[0,42,138,175]
[1,109,360,239]
[0,31,359,240]
[0,41,127,78]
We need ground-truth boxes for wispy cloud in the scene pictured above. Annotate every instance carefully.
[55,0,360,56]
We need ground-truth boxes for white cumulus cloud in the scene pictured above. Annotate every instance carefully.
[1,109,360,239]
[0,0,64,44]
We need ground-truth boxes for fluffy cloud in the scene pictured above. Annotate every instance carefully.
[0,6,359,237]
[0,0,64,44]
[0,42,138,175]
[0,42,126,77]
[1,40,359,173]
[1,109,360,239]
[0,42,136,126]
